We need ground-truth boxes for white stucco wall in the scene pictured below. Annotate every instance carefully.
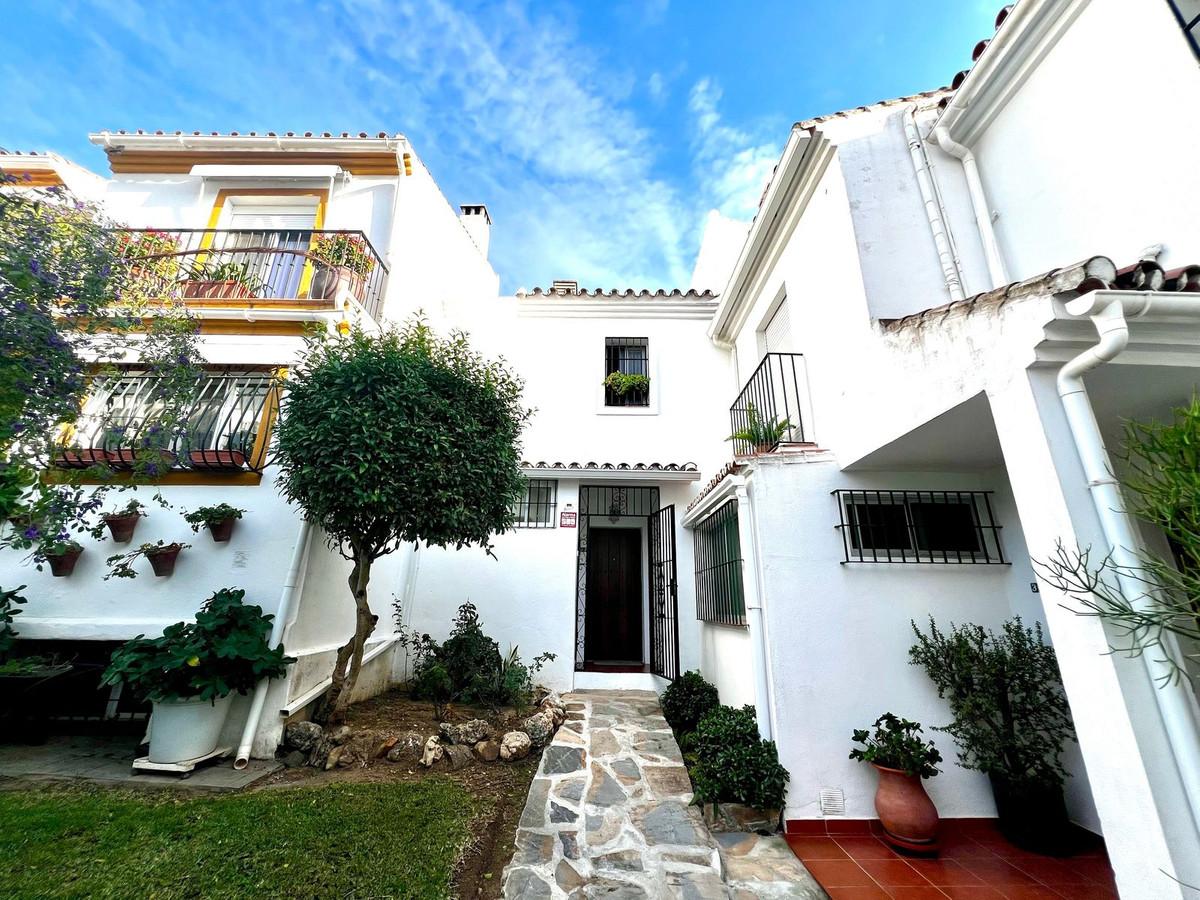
[698,622,755,708]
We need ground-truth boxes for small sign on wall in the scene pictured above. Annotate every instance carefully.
[560,511,577,528]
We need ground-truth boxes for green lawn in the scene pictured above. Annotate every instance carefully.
[0,780,478,899]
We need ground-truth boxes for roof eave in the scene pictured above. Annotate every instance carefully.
[87,131,410,156]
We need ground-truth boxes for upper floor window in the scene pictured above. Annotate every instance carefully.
[512,478,558,528]
[833,489,1006,565]
[1168,0,1200,57]
[603,337,650,407]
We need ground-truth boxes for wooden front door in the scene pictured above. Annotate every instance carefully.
[585,527,643,663]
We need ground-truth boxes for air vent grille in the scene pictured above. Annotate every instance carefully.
[819,787,846,817]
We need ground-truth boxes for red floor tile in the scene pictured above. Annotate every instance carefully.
[957,859,1039,886]
[992,886,1063,899]
[908,859,987,886]
[859,859,931,887]
[940,839,1002,861]
[837,836,902,859]
[1008,858,1092,884]
[884,886,952,900]
[806,859,878,887]
[1061,856,1115,884]
[786,835,850,860]
[1052,884,1117,900]
[940,888,1007,899]
[825,887,893,900]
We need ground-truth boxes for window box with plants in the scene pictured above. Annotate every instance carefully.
[180,260,263,301]
[603,371,650,404]
[185,504,245,543]
[308,233,376,305]
[106,539,191,579]
[850,712,942,852]
[101,588,294,764]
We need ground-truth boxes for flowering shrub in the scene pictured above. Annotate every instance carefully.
[309,233,376,275]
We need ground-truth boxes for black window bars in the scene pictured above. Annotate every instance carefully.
[693,500,747,625]
[832,490,1006,564]
[729,353,806,456]
[1167,0,1200,58]
[512,478,558,528]
[604,337,650,407]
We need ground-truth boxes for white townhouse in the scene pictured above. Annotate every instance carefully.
[0,131,496,760]
[680,0,1200,896]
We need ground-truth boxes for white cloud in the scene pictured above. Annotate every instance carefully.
[688,78,781,220]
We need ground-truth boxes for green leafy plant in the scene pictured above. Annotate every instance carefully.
[104,540,190,580]
[602,371,650,397]
[107,498,146,519]
[661,669,720,736]
[309,233,377,275]
[183,259,264,293]
[727,402,792,450]
[688,704,789,813]
[850,712,942,779]
[1037,396,1200,685]
[909,617,1075,788]
[275,319,528,722]
[0,584,27,659]
[184,503,245,532]
[100,587,294,702]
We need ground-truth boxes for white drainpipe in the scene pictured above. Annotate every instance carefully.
[234,519,313,769]
[932,125,1007,289]
[1058,289,1200,833]
[734,477,773,741]
[904,109,965,302]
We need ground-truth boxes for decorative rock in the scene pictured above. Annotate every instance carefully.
[474,739,500,762]
[444,744,474,770]
[420,735,444,768]
[281,749,306,768]
[383,731,425,764]
[324,745,345,770]
[327,724,352,745]
[373,736,398,759]
[439,718,493,746]
[307,736,334,768]
[500,730,532,761]
[284,720,323,751]
[335,747,358,768]
[521,711,555,748]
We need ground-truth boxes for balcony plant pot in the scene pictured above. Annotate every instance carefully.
[45,545,83,577]
[311,265,366,303]
[146,543,185,577]
[104,512,142,544]
[208,517,237,543]
[148,693,234,764]
[53,448,112,469]
[872,764,940,853]
[182,280,254,301]
[188,449,247,471]
[110,448,177,471]
[989,774,1073,856]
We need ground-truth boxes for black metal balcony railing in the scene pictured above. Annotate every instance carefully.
[113,228,388,321]
[728,352,806,456]
[55,372,279,474]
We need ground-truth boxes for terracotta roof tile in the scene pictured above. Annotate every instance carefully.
[521,460,699,473]
[525,284,716,301]
[687,461,745,512]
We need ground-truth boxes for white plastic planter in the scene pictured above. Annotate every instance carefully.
[148,693,234,763]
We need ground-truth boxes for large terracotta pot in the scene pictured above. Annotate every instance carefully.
[873,764,939,853]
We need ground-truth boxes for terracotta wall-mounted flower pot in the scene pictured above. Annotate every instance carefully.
[104,513,142,544]
[46,546,83,577]
[146,544,184,577]
[873,764,939,853]
[208,518,236,543]
[188,449,247,471]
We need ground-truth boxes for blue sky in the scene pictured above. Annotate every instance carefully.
[2,1,998,292]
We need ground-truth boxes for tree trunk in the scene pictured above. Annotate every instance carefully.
[317,552,378,724]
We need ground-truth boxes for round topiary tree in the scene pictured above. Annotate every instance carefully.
[274,319,528,721]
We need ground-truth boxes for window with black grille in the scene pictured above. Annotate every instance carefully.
[604,337,650,407]
[1168,0,1200,57]
[512,478,557,528]
[693,500,746,625]
[833,490,1005,564]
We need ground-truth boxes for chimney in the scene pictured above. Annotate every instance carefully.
[550,280,578,295]
[459,204,491,259]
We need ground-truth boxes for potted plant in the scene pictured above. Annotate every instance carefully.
[910,617,1078,855]
[603,371,651,401]
[308,232,376,303]
[180,259,263,301]
[41,539,84,577]
[100,588,295,763]
[102,498,145,543]
[184,504,245,542]
[105,539,191,579]
[850,712,943,852]
[727,403,792,454]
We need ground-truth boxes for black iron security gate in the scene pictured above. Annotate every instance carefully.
[575,486,679,680]
[648,504,680,681]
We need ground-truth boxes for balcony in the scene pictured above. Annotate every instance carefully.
[728,353,807,457]
[54,371,279,474]
[114,228,388,321]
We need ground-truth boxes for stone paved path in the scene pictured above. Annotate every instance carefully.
[501,689,825,899]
